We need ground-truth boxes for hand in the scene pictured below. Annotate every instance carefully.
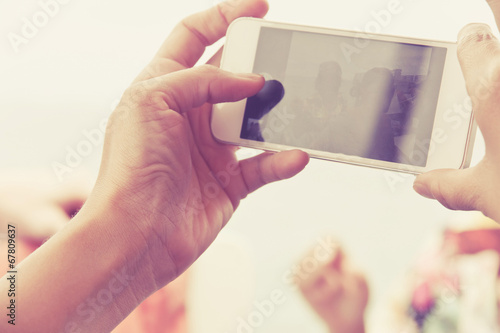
[413,0,500,222]
[299,246,368,333]
[0,173,88,243]
[83,0,309,289]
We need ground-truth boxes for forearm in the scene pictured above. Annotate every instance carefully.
[0,198,157,332]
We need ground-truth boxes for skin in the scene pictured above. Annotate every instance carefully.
[0,0,309,331]
[414,0,500,222]
[299,247,368,333]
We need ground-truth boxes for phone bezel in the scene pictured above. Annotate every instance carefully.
[211,18,476,174]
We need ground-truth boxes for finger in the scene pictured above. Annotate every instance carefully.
[322,271,345,299]
[137,65,265,113]
[239,149,310,194]
[300,267,334,296]
[413,167,484,212]
[301,238,341,270]
[457,23,500,145]
[136,0,269,82]
[458,23,500,93]
[162,0,268,67]
[299,247,344,294]
[326,247,344,271]
[487,0,500,31]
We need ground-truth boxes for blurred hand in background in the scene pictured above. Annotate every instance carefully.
[299,244,369,333]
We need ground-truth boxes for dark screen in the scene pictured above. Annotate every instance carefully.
[241,27,447,167]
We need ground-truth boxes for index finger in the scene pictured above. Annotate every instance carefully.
[137,0,268,82]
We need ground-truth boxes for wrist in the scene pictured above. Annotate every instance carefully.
[55,190,163,331]
[0,190,163,332]
[87,177,189,283]
[77,187,165,295]
[82,181,185,282]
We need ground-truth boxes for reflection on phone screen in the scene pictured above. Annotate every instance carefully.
[240,27,447,167]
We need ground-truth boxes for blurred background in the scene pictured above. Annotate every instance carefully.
[0,0,496,332]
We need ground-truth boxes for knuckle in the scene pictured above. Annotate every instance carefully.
[215,1,231,26]
[180,16,211,47]
[124,81,169,111]
[124,83,149,104]
[196,64,221,77]
[433,179,480,212]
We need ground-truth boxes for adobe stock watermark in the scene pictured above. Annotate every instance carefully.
[230,289,287,333]
[260,107,296,141]
[230,236,337,333]
[63,266,135,333]
[257,104,330,149]
[384,62,494,193]
[182,159,242,222]
[341,0,404,63]
[7,0,74,53]
[383,12,500,192]
[51,118,108,182]
[281,236,338,289]
[51,97,121,182]
[384,96,473,192]
[50,64,231,182]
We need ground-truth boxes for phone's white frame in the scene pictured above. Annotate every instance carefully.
[211,18,476,174]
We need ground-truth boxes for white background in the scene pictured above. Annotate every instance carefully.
[0,0,496,332]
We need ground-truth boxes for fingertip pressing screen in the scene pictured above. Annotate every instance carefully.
[241,27,447,167]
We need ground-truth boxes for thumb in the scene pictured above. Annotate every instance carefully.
[413,167,482,211]
[487,0,500,33]
[457,23,500,150]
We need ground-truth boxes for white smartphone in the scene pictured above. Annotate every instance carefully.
[211,18,476,174]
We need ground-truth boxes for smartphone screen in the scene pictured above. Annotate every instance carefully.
[240,27,448,167]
